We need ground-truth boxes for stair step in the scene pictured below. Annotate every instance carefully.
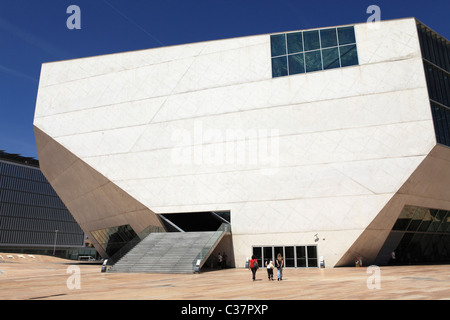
[108,231,222,274]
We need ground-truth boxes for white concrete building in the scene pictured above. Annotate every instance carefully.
[33,17,450,271]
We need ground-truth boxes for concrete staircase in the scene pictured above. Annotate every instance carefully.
[108,231,218,274]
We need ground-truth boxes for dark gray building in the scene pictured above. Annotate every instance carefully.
[0,151,95,259]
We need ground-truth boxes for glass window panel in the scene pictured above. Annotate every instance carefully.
[307,246,318,267]
[91,224,138,257]
[422,234,434,260]
[252,246,262,268]
[288,53,305,75]
[305,50,322,72]
[437,211,450,233]
[270,34,286,57]
[263,246,273,264]
[428,210,446,232]
[252,246,261,257]
[303,30,320,51]
[296,246,306,267]
[393,206,415,231]
[444,236,450,259]
[435,234,446,259]
[432,104,445,144]
[271,56,288,78]
[287,32,303,54]
[418,209,433,232]
[320,28,338,48]
[407,207,427,231]
[322,47,340,70]
[307,246,317,259]
[285,246,295,267]
[274,246,284,262]
[340,44,359,67]
[338,26,356,45]
[409,233,424,261]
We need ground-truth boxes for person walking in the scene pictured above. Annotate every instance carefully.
[266,260,274,280]
[276,253,284,281]
[249,255,259,281]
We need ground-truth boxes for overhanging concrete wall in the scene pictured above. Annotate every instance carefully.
[34,18,444,266]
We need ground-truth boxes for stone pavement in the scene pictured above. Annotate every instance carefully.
[0,253,449,300]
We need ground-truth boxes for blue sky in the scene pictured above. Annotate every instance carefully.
[1,0,449,159]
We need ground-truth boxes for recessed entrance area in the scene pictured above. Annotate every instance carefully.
[158,211,230,232]
[252,245,318,268]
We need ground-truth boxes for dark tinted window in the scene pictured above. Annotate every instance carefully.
[322,47,340,69]
[271,34,286,57]
[338,26,356,45]
[305,50,322,72]
[340,44,359,67]
[288,53,305,75]
[270,25,358,78]
[287,32,303,54]
[304,30,320,51]
[272,56,288,77]
[320,28,338,48]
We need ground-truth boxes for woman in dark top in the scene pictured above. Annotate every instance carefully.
[276,253,284,281]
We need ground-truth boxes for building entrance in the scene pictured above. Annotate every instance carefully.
[252,245,318,268]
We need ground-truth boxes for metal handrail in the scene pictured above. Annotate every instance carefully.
[192,223,231,270]
[106,225,162,265]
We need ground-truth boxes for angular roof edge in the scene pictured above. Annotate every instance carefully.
[41,17,420,66]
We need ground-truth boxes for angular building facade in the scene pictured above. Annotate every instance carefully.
[33,18,450,269]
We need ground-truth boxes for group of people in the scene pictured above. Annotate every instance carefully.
[249,253,284,281]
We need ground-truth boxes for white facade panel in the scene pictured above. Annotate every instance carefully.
[34,18,439,267]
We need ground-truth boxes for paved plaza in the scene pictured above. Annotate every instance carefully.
[0,253,448,300]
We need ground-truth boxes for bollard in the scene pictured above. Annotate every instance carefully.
[101,259,108,272]
[194,259,201,273]
[319,256,325,268]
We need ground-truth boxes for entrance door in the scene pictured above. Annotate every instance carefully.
[252,245,318,268]
[263,246,273,265]
[296,246,307,267]
[285,246,295,267]
[307,245,318,267]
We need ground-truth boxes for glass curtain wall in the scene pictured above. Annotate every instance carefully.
[417,22,450,147]
[389,205,450,264]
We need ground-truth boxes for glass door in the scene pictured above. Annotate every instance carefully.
[285,246,295,267]
[253,245,318,268]
[252,247,262,267]
[307,246,318,267]
[296,246,307,267]
[263,246,273,266]
[274,246,283,262]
